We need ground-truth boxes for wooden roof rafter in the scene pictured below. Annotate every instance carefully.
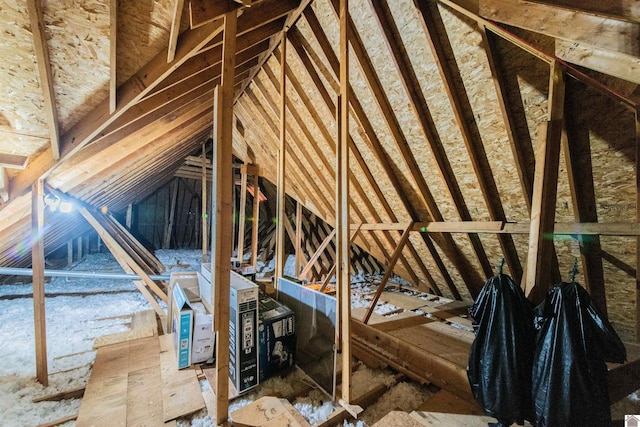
[26,0,61,160]
[2,0,299,209]
[260,57,422,284]
[268,47,431,287]
[368,0,494,279]
[323,2,484,297]
[297,12,458,296]
[414,0,523,285]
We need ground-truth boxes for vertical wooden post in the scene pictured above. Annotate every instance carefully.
[32,180,48,386]
[635,109,640,340]
[251,172,260,270]
[237,164,248,264]
[212,10,236,425]
[67,240,73,268]
[76,236,82,261]
[295,202,303,276]
[164,182,178,249]
[202,144,208,262]
[126,203,133,229]
[275,32,287,285]
[524,61,564,304]
[338,0,352,404]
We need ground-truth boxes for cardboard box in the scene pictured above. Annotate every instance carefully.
[169,272,214,369]
[229,272,259,393]
[197,271,213,314]
[191,302,215,364]
[171,282,194,369]
[258,293,296,382]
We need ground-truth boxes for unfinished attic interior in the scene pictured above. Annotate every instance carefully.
[1,0,640,424]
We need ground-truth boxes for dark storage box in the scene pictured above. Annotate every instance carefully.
[258,293,296,382]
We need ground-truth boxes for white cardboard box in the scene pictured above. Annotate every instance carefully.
[191,302,215,364]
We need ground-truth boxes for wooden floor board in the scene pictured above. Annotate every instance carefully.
[126,365,164,426]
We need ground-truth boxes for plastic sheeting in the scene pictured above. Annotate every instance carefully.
[467,274,536,424]
[532,281,626,427]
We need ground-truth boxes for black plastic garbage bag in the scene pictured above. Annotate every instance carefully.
[467,273,536,424]
[532,281,627,427]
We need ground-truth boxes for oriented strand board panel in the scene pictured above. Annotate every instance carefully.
[231,396,312,427]
[372,411,425,427]
[418,389,484,415]
[126,365,164,426]
[93,327,155,349]
[410,411,499,426]
[160,336,205,422]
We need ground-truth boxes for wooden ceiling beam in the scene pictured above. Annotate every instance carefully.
[368,0,493,279]
[189,0,241,30]
[479,0,640,57]
[26,0,61,160]
[296,14,456,296]
[153,18,283,96]
[555,40,640,85]
[415,0,522,285]
[530,0,639,23]
[0,153,29,170]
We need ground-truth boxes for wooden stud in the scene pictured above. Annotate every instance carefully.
[109,0,117,113]
[32,180,48,386]
[202,146,209,262]
[636,108,640,339]
[188,0,240,30]
[524,109,564,306]
[0,153,29,169]
[275,32,287,285]
[77,236,82,261]
[295,201,303,276]
[168,0,186,63]
[362,223,413,324]
[562,78,607,314]
[237,164,248,263]
[212,9,236,424]
[338,0,351,403]
[67,240,73,268]
[27,0,61,160]
[164,182,178,249]
[251,172,260,270]
[299,230,336,281]
[126,204,133,229]
[0,167,8,203]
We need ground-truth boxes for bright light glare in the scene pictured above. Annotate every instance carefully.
[59,201,73,213]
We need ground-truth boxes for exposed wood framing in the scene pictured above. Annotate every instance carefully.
[78,207,166,317]
[109,0,117,113]
[480,26,534,211]
[414,0,522,284]
[338,0,351,403]
[0,167,8,202]
[0,153,29,169]
[32,180,48,386]
[295,202,303,276]
[237,164,248,263]
[296,14,455,296]
[284,35,434,290]
[299,230,335,281]
[479,0,640,57]
[168,0,186,63]
[164,182,178,249]
[319,224,362,293]
[524,63,565,303]
[275,32,287,284]
[636,108,640,339]
[201,147,208,262]
[251,172,260,269]
[369,0,493,279]
[362,223,413,324]
[532,0,640,22]
[4,0,298,206]
[212,10,237,423]
[563,78,607,314]
[189,0,240,30]
[27,0,61,160]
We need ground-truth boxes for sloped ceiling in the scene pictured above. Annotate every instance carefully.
[0,0,639,338]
